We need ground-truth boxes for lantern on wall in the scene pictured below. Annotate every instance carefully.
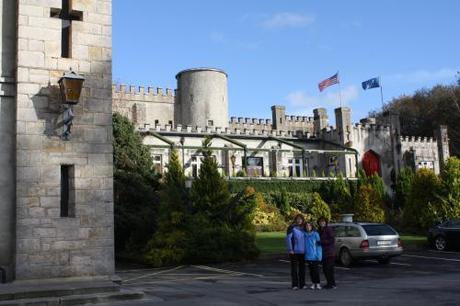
[59,69,84,140]
[58,69,85,104]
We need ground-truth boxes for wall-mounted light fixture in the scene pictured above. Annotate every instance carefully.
[58,69,85,140]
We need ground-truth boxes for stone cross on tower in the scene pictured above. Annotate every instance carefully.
[50,0,83,58]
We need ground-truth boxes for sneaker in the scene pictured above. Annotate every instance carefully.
[315,284,322,290]
[292,286,298,290]
[324,285,337,290]
[309,284,316,290]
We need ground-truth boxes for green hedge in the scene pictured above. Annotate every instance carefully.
[228,179,357,194]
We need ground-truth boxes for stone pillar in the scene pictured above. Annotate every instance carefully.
[14,0,114,281]
[334,107,352,145]
[313,108,328,136]
[271,105,286,130]
[435,125,450,168]
[0,0,17,282]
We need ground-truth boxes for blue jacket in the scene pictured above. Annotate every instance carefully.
[304,230,322,261]
[286,226,306,254]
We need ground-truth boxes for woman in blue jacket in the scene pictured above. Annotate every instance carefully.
[305,221,322,290]
[286,214,306,290]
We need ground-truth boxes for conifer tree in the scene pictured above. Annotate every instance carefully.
[112,113,159,253]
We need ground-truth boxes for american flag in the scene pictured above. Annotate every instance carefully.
[318,73,339,92]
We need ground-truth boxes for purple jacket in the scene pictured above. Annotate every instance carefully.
[319,226,336,258]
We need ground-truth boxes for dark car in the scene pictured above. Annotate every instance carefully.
[428,218,460,251]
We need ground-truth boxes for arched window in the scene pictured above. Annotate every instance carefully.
[362,150,381,176]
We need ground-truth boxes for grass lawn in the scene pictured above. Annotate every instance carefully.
[255,231,427,255]
[255,232,285,254]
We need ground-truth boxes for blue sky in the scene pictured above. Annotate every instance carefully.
[113,0,460,123]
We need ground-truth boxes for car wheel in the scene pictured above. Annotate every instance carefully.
[339,248,353,267]
[434,236,447,251]
[378,257,391,264]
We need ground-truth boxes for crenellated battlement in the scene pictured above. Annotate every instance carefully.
[113,83,176,96]
[400,135,435,144]
[284,115,314,123]
[112,83,175,127]
[138,123,313,138]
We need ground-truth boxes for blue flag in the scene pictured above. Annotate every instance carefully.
[362,77,380,90]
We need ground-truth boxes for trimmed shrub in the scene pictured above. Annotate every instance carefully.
[403,169,442,231]
[354,184,385,223]
[249,187,287,232]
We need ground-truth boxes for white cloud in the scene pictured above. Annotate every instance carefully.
[286,85,359,113]
[209,31,226,44]
[261,12,315,29]
[386,68,459,83]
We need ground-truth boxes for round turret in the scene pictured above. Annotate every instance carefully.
[175,68,228,128]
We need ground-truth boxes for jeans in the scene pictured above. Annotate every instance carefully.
[289,253,305,288]
[322,257,336,286]
[307,260,321,284]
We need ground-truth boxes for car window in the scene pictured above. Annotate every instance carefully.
[362,224,397,236]
[334,226,346,237]
[450,220,460,227]
[346,226,361,237]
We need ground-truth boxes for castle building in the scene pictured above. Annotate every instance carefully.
[113,67,450,190]
[0,0,449,285]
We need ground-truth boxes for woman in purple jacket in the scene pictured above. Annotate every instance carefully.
[318,216,336,289]
[286,214,306,290]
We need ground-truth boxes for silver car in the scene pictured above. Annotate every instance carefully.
[329,222,403,267]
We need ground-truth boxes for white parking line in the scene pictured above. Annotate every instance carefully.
[389,262,412,267]
[403,254,460,262]
[363,259,411,267]
[192,265,265,278]
[428,250,460,255]
[123,265,184,283]
[278,259,351,270]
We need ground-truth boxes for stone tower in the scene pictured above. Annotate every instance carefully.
[313,108,328,136]
[271,105,286,130]
[334,107,352,145]
[0,0,114,282]
[0,0,17,283]
[175,68,228,128]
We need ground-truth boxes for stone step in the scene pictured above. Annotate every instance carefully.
[0,289,144,306]
[0,280,119,301]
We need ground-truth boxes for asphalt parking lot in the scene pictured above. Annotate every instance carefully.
[113,249,460,306]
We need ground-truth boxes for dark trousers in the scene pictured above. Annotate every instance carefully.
[322,257,336,286]
[289,253,305,288]
[307,260,321,284]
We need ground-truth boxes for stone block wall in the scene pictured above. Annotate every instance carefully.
[15,0,114,280]
[112,84,175,128]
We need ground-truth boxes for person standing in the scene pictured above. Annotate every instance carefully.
[304,222,322,290]
[318,216,336,289]
[286,214,306,290]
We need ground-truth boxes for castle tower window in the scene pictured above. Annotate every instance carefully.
[246,157,264,177]
[207,120,214,126]
[154,120,159,126]
[288,158,302,177]
[153,155,162,174]
[60,165,75,217]
[168,120,173,125]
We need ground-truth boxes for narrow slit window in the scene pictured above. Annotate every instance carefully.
[60,165,75,217]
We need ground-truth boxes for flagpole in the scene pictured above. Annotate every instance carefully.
[379,76,384,110]
[338,71,343,108]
